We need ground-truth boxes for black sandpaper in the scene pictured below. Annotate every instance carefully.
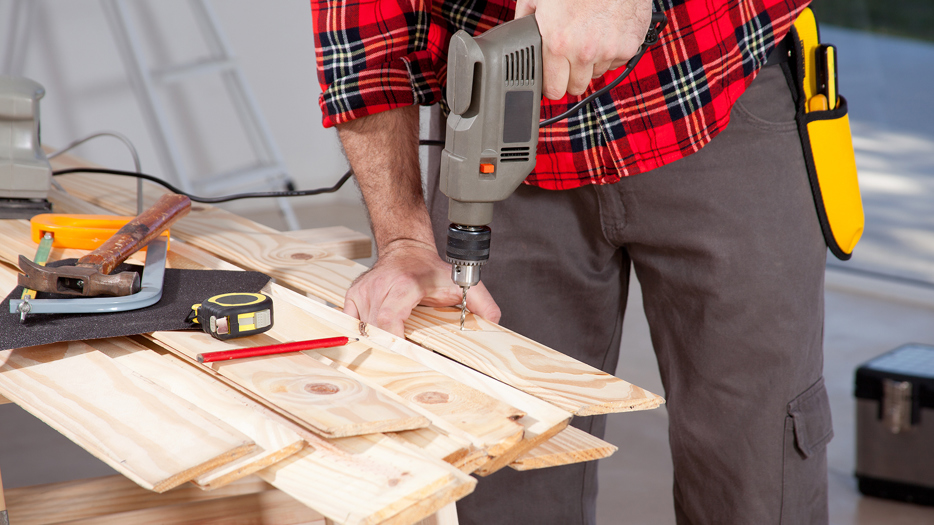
[1,259,270,350]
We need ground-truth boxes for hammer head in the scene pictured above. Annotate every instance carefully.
[18,255,141,297]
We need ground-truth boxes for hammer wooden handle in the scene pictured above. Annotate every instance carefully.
[77,194,191,275]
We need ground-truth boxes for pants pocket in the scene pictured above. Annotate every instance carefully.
[781,377,833,524]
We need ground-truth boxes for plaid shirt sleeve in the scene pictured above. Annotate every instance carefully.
[311,0,810,189]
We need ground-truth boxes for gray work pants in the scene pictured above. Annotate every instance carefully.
[426,64,833,524]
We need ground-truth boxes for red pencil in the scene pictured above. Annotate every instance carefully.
[196,336,356,363]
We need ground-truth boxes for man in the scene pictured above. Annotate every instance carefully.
[311,1,833,523]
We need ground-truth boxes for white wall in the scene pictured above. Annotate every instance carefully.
[1,0,353,217]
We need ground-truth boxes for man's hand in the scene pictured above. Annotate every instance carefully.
[515,0,653,100]
[336,105,501,337]
[343,240,501,337]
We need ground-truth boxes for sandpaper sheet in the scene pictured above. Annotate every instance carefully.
[1,260,270,350]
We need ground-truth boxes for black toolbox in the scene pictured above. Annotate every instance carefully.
[855,343,934,505]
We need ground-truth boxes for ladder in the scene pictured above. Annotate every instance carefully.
[100,0,300,230]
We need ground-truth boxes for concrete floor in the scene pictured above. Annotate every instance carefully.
[3,25,934,524]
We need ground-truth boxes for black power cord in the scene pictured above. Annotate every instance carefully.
[540,12,667,127]
[50,13,667,204]
[52,139,449,204]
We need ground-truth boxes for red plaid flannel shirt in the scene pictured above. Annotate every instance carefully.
[311,0,809,190]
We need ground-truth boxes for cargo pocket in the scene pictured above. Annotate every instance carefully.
[781,377,833,524]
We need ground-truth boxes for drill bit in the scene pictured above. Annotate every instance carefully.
[459,286,468,330]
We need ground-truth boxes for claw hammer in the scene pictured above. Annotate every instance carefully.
[16,193,190,297]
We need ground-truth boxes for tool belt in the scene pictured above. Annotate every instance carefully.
[776,7,864,260]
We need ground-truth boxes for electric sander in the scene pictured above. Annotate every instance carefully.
[0,75,53,219]
[440,13,667,328]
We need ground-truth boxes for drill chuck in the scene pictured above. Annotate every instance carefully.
[445,224,491,288]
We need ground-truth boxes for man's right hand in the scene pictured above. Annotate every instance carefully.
[336,105,501,338]
[343,240,501,337]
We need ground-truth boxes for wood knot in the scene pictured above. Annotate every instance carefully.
[414,391,449,404]
[304,382,340,395]
[388,478,400,487]
[190,206,206,212]
[290,253,315,260]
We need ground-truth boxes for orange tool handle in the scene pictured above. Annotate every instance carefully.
[31,214,170,251]
[76,194,191,275]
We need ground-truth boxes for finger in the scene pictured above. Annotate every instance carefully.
[372,281,423,338]
[342,296,360,320]
[592,60,613,79]
[542,47,571,100]
[567,61,594,97]
[466,282,502,325]
[514,0,535,19]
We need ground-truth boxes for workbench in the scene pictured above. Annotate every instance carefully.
[0,153,664,524]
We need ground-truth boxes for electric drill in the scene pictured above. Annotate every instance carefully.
[439,13,667,327]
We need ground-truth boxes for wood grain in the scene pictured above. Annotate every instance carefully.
[0,342,255,492]
[406,308,666,416]
[266,287,526,458]
[510,425,617,471]
[267,286,575,477]
[284,226,372,261]
[5,475,323,525]
[48,170,664,418]
[157,331,430,438]
[257,434,475,525]
[63,489,325,525]
[86,337,306,490]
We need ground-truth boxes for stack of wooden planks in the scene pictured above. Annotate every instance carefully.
[0,153,664,525]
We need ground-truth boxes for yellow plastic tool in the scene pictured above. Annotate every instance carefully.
[29,214,170,251]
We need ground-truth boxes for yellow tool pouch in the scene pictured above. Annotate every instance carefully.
[785,8,864,260]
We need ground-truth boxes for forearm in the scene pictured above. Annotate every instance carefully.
[336,105,435,255]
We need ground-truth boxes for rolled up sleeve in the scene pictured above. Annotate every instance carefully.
[312,1,444,128]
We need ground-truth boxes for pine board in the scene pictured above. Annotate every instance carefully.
[159,333,430,439]
[285,226,372,261]
[62,490,325,525]
[5,475,323,525]
[86,338,305,490]
[257,435,475,525]
[48,170,664,418]
[510,425,617,471]
[266,288,526,458]
[405,308,665,416]
[0,342,255,493]
[266,286,575,476]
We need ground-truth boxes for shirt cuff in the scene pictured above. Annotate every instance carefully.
[318,50,443,128]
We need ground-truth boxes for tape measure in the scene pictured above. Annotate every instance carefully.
[190,292,274,340]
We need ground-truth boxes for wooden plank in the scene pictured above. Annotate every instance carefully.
[47,171,664,417]
[257,435,475,525]
[405,307,665,416]
[63,490,326,525]
[136,336,479,524]
[284,226,372,261]
[157,332,430,439]
[0,342,255,493]
[412,503,458,525]
[510,425,617,471]
[5,475,321,525]
[263,286,574,476]
[0,393,9,405]
[86,337,305,490]
[0,219,429,441]
[266,287,526,458]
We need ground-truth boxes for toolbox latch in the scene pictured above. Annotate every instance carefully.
[881,378,913,434]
